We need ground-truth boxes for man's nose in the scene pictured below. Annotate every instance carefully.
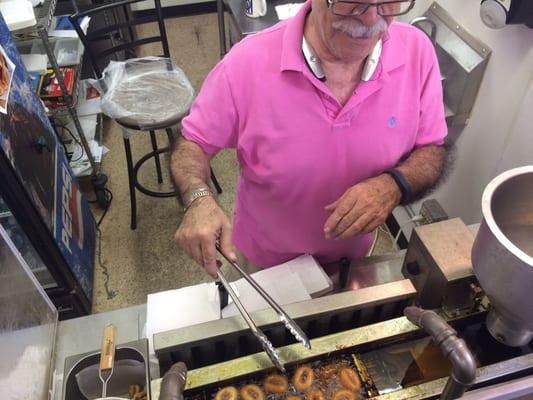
[359,4,380,25]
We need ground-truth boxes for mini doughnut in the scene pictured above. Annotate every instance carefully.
[215,386,238,400]
[339,367,361,392]
[240,384,265,400]
[333,389,356,400]
[293,366,314,391]
[306,390,325,400]
[264,374,289,394]
[286,396,302,400]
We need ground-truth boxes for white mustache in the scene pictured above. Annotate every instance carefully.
[332,17,388,38]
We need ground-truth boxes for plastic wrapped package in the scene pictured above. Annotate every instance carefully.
[95,57,194,130]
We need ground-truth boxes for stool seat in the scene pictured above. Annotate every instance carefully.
[109,70,193,130]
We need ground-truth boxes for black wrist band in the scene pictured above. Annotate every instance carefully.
[385,168,413,205]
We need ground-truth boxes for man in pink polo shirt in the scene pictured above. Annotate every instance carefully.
[171,0,448,279]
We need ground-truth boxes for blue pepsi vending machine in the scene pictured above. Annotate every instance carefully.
[0,15,95,318]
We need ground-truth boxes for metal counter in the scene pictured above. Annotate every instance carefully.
[225,0,304,37]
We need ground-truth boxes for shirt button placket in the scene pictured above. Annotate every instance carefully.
[333,111,353,128]
[323,95,339,120]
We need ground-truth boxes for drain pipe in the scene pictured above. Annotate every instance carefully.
[404,306,477,399]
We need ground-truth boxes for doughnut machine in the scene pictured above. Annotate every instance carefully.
[151,166,533,399]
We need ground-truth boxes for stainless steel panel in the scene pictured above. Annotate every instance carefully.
[402,218,477,310]
[418,2,491,128]
[375,353,533,400]
[151,309,491,396]
[460,375,533,400]
[343,251,406,291]
[154,280,417,370]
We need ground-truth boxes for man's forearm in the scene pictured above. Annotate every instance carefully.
[170,137,212,198]
[396,144,447,200]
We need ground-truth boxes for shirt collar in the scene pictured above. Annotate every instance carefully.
[280,3,407,78]
[379,22,408,76]
[280,0,312,73]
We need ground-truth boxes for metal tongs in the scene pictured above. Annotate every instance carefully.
[216,245,311,372]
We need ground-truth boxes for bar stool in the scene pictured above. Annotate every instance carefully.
[70,0,223,229]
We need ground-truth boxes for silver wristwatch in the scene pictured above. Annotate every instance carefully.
[182,187,213,210]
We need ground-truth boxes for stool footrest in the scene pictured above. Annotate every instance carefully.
[133,147,177,198]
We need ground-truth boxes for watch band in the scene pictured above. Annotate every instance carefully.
[182,187,213,210]
[385,168,413,205]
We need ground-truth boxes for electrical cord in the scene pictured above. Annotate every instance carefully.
[71,149,85,163]
[88,187,116,300]
[70,145,85,162]
[52,120,86,162]
[51,119,82,146]
[58,124,82,146]
[50,119,70,158]
[58,133,70,157]
[95,226,117,300]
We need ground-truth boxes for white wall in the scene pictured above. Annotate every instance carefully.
[401,0,533,224]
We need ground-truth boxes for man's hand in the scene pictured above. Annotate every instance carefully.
[174,196,236,278]
[323,174,402,240]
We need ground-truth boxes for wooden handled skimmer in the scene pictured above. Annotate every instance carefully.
[99,324,117,398]
[216,245,311,371]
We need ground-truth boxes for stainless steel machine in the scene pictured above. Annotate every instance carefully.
[151,166,533,399]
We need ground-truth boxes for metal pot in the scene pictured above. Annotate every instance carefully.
[472,166,533,347]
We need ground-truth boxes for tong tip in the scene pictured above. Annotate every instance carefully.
[258,332,286,373]
[279,314,312,350]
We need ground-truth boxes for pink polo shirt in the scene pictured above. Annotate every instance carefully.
[182,1,447,268]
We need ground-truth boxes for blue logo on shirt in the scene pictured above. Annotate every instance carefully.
[389,116,396,128]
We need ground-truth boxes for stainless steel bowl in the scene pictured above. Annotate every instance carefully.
[472,166,533,346]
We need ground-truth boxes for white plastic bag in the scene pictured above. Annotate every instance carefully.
[93,57,194,129]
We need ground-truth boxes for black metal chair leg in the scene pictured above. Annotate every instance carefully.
[150,130,163,184]
[166,127,174,144]
[211,167,223,194]
[216,0,227,58]
[123,137,137,230]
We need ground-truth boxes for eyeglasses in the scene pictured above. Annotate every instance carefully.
[326,0,415,17]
